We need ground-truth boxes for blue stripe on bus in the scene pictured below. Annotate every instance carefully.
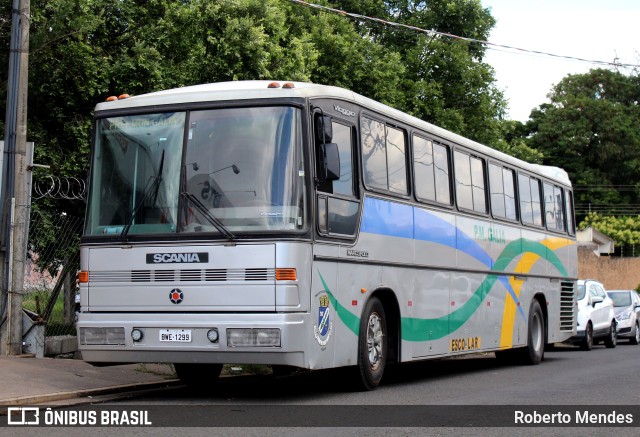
[362,197,492,267]
[361,197,526,320]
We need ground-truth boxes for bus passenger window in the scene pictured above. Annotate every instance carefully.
[454,151,486,213]
[386,126,408,195]
[543,182,565,231]
[413,136,451,206]
[489,164,516,220]
[361,116,407,195]
[565,190,575,235]
[519,174,543,227]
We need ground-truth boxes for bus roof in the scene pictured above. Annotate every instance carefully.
[96,80,571,187]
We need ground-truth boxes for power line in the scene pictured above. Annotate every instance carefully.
[289,0,640,69]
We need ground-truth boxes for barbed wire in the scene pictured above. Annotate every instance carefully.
[32,176,86,201]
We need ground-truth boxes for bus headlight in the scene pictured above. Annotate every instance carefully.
[79,327,125,345]
[226,328,280,347]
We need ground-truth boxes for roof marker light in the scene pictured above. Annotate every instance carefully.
[267,82,281,88]
[118,94,131,99]
[282,82,295,89]
[105,96,118,101]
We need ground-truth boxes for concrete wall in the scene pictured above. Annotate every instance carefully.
[578,247,640,290]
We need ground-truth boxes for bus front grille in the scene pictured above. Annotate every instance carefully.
[89,268,276,283]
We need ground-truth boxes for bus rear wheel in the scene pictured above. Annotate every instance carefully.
[356,297,387,391]
[174,363,223,389]
[522,300,545,364]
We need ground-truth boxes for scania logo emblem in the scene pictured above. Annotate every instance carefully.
[169,288,184,304]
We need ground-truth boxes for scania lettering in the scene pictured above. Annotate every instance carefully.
[78,81,577,391]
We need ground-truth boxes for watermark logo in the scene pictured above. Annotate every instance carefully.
[7,407,39,425]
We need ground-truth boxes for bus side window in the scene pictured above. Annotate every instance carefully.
[543,182,566,232]
[489,164,516,221]
[361,116,408,195]
[413,136,451,206]
[454,150,487,214]
[519,174,543,227]
[565,189,576,235]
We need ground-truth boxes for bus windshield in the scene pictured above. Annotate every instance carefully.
[85,106,306,237]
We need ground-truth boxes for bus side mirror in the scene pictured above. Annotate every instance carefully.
[315,114,333,143]
[319,142,340,182]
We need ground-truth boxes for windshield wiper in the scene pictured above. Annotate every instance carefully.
[181,191,235,240]
[120,150,165,241]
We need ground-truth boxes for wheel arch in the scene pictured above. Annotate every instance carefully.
[532,292,549,344]
[368,287,401,364]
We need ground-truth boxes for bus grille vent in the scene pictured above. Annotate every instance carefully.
[559,281,576,332]
[89,269,275,283]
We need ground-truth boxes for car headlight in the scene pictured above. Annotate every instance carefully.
[616,310,632,321]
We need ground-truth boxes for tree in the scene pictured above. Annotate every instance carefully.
[336,0,509,148]
[580,213,640,256]
[0,0,516,270]
[526,69,640,221]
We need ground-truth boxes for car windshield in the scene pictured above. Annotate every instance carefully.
[85,106,306,237]
[576,284,586,300]
[608,291,632,307]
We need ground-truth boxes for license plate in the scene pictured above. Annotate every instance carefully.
[159,329,192,342]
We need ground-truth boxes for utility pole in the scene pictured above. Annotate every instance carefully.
[1,0,30,356]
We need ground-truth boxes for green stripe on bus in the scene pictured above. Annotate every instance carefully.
[320,238,568,342]
[318,271,360,335]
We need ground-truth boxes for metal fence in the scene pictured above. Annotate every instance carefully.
[22,208,84,339]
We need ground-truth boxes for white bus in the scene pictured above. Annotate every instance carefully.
[78,81,577,390]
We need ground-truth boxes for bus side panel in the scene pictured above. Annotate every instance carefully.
[409,267,452,359]
[309,243,339,370]
[336,260,382,366]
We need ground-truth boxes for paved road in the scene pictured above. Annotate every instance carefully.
[9,342,640,436]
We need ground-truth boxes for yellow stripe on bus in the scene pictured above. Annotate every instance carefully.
[499,238,575,349]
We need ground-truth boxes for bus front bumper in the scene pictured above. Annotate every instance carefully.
[77,312,310,368]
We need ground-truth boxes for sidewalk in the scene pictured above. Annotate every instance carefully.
[0,355,178,406]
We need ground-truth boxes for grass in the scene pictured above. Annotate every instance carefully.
[23,288,76,336]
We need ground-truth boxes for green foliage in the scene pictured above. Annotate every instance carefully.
[526,69,640,221]
[0,0,515,273]
[338,0,507,146]
[580,212,640,247]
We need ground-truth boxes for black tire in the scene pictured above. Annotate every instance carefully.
[356,297,387,391]
[631,322,640,345]
[520,300,545,365]
[581,322,593,351]
[174,363,223,389]
[604,320,617,348]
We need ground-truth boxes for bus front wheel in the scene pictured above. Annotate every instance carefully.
[356,297,387,391]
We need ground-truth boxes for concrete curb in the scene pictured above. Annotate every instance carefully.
[0,379,182,407]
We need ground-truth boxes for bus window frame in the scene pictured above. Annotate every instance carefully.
[452,147,489,217]
[314,110,362,241]
[517,171,545,229]
[359,112,412,200]
[411,132,454,209]
[565,188,576,236]
[542,180,568,234]
[488,160,519,224]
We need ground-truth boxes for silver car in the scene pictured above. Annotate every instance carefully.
[607,290,640,345]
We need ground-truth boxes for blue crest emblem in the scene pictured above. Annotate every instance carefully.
[317,295,330,336]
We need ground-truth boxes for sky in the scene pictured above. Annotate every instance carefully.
[480,0,639,121]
